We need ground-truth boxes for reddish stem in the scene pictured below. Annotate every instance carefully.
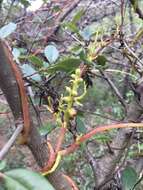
[41,141,56,172]
[61,122,143,155]
[55,126,67,153]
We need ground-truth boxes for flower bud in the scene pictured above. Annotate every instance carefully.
[71,74,76,78]
[77,78,83,83]
[68,108,77,118]
[75,68,81,76]
[71,90,78,96]
[65,86,71,93]
[62,97,71,102]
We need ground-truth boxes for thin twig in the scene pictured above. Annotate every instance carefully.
[99,70,127,109]
[64,30,84,46]
[91,69,137,79]
[124,41,143,68]
[0,124,23,160]
[78,109,121,122]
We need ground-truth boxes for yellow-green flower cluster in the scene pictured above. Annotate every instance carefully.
[56,68,86,127]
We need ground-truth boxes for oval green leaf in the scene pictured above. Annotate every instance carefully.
[44,45,59,63]
[4,175,27,190]
[121,166,138,190]
[28,55,43,67]
[47,57,81,74]
[5,169,55,190]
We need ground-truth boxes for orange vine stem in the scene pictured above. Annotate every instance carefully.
[2,40,30,144]
[41,126,67,173]
[41,141,56,172]
[60,122,143,156]
[55,125,67,153]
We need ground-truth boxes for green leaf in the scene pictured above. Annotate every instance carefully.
[53,5,61,12]
[0,22,17,39]
[121,167,138,190]
[70,45,82,54]
[5,169,55,190]
[79,50,87,61]
[20,0,31,7]
[62,21,79,35]
[72,9,85,24]
[96,55,107,66]
[44,45,59,63]
[80,24,96,41]
[0,160,6,171]
[4,175,27,190]
[39,123,56,136]
[21,64,41,81]
[63,9,84,34]
[47,57,81,74]
[76,116,86,134]
[28,55,43,67]
[63,22,79,34]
